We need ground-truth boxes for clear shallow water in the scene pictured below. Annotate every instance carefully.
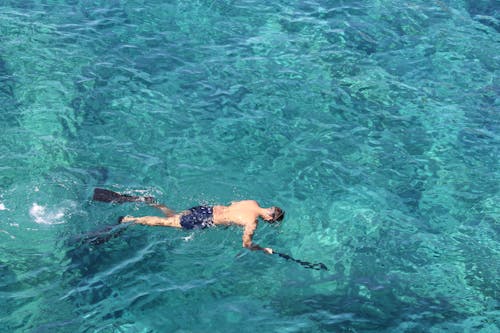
[0,0,498,331]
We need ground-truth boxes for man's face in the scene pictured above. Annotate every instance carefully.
[264,207,282,223]
[262,208,275,221]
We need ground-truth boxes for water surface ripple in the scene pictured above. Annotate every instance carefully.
[0,0,498,332]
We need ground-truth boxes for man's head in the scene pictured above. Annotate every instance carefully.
[264,206,285,223]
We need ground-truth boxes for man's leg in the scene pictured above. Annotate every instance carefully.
[121,215,182,228]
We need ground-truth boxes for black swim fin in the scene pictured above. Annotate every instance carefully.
[76,222,129,246]
[92,188,155,204]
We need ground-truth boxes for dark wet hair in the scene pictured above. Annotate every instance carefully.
[271,207,285,222]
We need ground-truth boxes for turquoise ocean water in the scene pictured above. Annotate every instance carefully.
[0,0,499,332]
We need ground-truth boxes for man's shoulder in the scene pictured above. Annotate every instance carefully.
[238,199,259,205]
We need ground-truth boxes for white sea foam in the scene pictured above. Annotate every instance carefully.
[30,203,68,225]
[182,233,194,242]
[0,203,6,210]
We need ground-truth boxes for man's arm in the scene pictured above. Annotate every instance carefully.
[242,224,273,254]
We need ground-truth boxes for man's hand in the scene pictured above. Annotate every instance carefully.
[245,242,273,255]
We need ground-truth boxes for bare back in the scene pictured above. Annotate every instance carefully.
[213,200,262,227]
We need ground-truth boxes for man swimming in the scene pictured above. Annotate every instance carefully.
[119,199,285,255]
[90,189,328,270]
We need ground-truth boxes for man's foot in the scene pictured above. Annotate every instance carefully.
[118,216,135,223]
